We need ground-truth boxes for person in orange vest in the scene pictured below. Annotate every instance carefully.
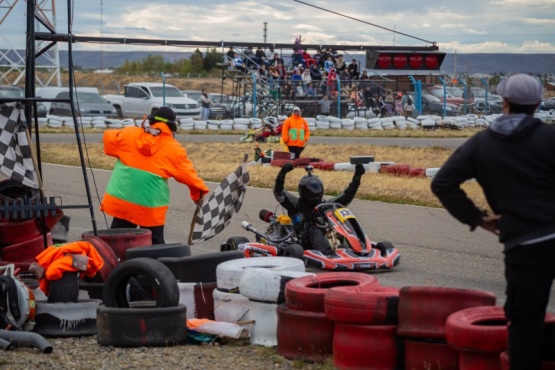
[281,106,310,159]
[100,107,209,244]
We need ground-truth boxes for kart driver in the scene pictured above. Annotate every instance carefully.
[273,162,366,256]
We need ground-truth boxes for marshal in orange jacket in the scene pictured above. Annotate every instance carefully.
[281,114,310,148]
[100,122,209,227]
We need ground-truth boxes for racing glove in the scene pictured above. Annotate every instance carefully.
[353,163,366,183]
[274,162,294,195]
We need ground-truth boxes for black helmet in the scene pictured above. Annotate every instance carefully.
[298,173,324,204]
[149,107,178,132]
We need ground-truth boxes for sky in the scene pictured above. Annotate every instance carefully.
[1,0,554,54]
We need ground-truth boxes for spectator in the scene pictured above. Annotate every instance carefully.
[312,49,323,67]
[318,94,332,115]
[292,36,303,67]
[255,46,270,67]
[302,49,315,67]
[401,90,413,118]
[281,106,310,159]
[231,52,246,73]
[319,49,332,69]
[282,80,296,100]
[100,107,209,245]
[226,47,235,62]
[200,88,213,120]
[324,56,334,74]
[348,59,360,80]
[243,46,255,68]
[430,74,548,370]
[301,68,312,91]
[326,68,337,97]
[335,54,346,72]
[272,53,284,66]
[309,63,323,81]
[306,83,316,98]
[257,63,269,82]
[268,65,281,89]
[350,86,364,108]
[276,62,287,80]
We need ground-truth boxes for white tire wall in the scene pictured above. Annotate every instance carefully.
[238,268,315,303]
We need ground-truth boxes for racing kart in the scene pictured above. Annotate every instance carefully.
[239,122,281,143]
[220,202,400,271]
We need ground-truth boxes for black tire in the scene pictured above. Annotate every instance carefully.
[283,243,304,259]
[103,258,179,308]
[96,304,187,347]
[375,241,394,257]
[159,250,245,283]
[220,236,249,252]
[125,243,191,260]
[47,271,80,303]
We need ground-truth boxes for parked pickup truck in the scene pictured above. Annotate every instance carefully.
[104,83,201,119]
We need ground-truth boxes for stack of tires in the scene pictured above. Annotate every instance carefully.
[325,285,402,369]
[277,272,379,363]
[396,286,497,370]
[96,258,187,347]
[214,257,307,346]
[81,228,153,262]
[159,250,245,320]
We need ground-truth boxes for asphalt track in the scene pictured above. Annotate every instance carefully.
[36,132,468,148]
[38,159,555,312]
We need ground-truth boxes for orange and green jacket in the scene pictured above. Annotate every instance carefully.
[100,123,209,227]
[282,115,310,147]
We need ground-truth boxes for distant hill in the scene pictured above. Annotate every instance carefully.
[47,50,555,76]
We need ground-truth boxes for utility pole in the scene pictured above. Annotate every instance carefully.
[263,22,268,43]
[100,0,104,70]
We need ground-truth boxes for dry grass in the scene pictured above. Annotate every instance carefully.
[38,137,489,210]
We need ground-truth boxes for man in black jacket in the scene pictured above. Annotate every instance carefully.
[274,163,365,256]
[431,74,551,370]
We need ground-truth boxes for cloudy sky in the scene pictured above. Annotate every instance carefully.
[1,0,554,54]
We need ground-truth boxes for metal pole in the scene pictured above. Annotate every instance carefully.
[439,76,447,118]
[161,72,166,106]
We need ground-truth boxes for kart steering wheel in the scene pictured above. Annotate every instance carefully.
[311,203,341,230]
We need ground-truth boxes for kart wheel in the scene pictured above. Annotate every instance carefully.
[283,243,304,259]
[375,241,394,257]
[221,236,249,252]
[397,286,497,339]
[445,305,508,353]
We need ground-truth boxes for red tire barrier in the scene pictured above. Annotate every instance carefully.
[320,162,336,171]
[0,233,51,262]
[396,165,411,175]
[0,218,42,246]
[446,305,508,353]
[311,161,324,169]
[325,285,400,325]
[293,157,313,167]
[404,339,459,370]
[270,159,294,167]
[82,236,119,283]
[285,272,379,313]
[276,304,334,362]
[81,228,152,262]
[408,167,426,177]
[333,323,401,370]
[397,286,497,339]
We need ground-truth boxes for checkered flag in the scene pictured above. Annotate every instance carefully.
[189,154,250,244]
[0,103,39,189]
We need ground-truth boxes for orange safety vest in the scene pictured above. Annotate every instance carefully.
[281,115,310,147]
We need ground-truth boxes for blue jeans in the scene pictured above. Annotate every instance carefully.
[201,107,210,120]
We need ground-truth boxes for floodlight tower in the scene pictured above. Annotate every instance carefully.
[0,0,61,86]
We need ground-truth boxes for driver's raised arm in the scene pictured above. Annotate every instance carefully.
[332,163,365,206]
